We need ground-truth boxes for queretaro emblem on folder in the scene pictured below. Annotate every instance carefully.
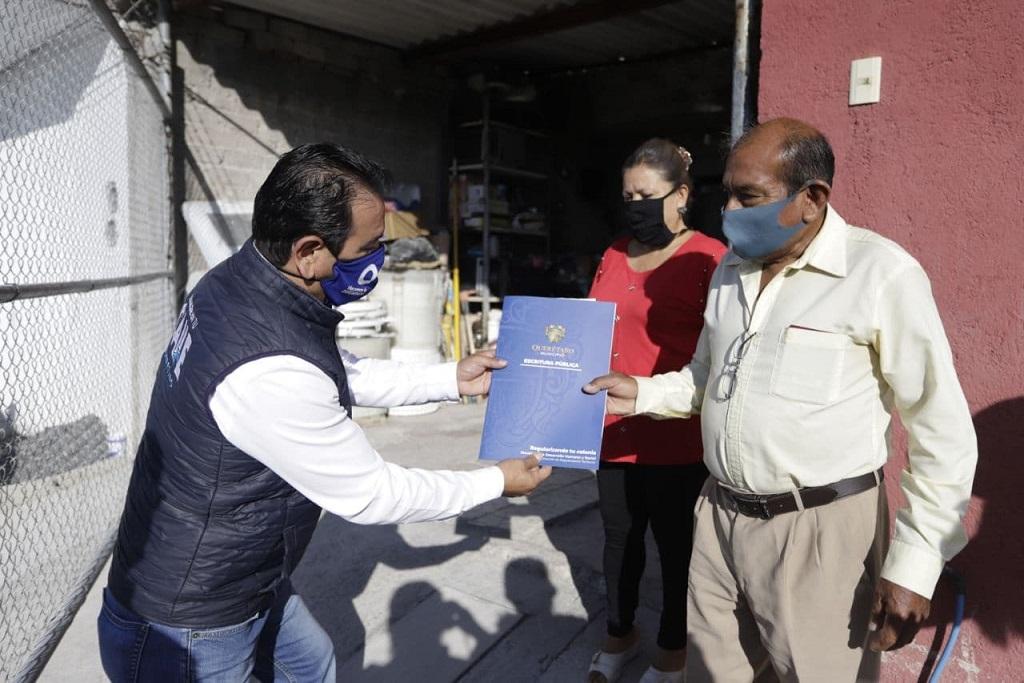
[544,324,567,343]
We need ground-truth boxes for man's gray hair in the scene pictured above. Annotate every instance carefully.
[734,119,836,194]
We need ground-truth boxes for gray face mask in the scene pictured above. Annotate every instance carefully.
[721,190,805,260]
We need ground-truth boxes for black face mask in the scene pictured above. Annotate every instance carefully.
[622,189,678,248]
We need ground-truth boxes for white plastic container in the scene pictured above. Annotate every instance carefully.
[487,309,502,344]
[387,346,442,417]
[370,269,445,351]
[336,300,392,420]
[335,300,390,334]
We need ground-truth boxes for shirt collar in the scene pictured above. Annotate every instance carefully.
[723,204,848,278]
[795,205,847,277]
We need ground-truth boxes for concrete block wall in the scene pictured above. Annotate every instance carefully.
[175,3,454,268]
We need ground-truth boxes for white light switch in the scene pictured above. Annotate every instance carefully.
[849,57,882,106]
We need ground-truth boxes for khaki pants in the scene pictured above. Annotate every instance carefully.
[685,478,887,682]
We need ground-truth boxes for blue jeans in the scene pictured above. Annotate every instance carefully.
[97,586,335,682]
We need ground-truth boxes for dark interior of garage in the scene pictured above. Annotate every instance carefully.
[174,0,755,347]
[435,1,741,304]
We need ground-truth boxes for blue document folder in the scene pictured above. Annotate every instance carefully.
[479,296,616,470]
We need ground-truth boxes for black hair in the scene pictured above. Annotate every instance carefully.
[252,143,391,266]
[622,138,695,206]
[734,121,835,193]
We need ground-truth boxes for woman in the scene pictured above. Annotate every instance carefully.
[587,139,725,683]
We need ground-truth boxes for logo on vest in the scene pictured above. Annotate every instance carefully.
[163,297,197,386]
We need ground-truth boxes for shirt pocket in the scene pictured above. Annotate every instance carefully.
[769,326,850,405]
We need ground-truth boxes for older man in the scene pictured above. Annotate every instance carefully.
[585,118,976,681]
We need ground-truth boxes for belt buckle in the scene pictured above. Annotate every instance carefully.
[735,494,774,520]
[753,496,773,520]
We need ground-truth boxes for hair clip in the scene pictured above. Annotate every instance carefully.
[676,146,693,171]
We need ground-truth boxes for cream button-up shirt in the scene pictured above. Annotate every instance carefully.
[633,206,977,597]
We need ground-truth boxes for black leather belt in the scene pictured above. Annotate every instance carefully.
[719,468,884,520]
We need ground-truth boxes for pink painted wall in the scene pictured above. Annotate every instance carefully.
[757,0,1024,680]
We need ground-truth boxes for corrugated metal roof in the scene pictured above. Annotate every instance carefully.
[224,0,734,69]
[227,0,565,49]
[476,1,735,69]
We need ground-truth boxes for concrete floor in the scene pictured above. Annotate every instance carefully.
[42,402,670,682]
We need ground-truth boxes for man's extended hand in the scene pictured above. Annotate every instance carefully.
[582,372,639,416]
[868,578,931,651]
[457,349,508,397]
[497,454,552,497]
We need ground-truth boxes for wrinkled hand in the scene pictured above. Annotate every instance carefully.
[497,454,552,497]
[457,349,508,397]
[582,372,639,416]
[868,578,931,651]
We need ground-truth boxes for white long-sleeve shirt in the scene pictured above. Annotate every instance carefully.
[208,347,505,525]
[633,206,977,598]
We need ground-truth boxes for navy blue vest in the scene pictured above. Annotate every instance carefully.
[108,240,351,627]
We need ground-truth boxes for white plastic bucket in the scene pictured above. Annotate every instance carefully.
[370,269,445,350]
[387,346,442,417]
[336,301,392,420]
[335,300,390,337]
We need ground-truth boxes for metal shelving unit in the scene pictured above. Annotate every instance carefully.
[456,163,548,181]
[450,91,551,343]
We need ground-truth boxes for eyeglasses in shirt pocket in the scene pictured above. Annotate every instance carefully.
[769,326,850,405]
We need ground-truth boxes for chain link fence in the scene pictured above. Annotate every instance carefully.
[0,1,176,679]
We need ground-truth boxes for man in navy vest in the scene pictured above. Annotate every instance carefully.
[97,143,551,682]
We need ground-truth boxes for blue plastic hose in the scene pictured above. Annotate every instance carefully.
[928,566,966,683]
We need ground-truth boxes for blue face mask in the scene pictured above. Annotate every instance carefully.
[721,191,805,260]
[276,240,380,305]
[320,245,386,307]
[276,241,387,303]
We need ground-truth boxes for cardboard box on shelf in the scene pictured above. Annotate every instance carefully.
[383,210,428,240]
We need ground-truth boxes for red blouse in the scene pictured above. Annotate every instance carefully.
[589,231,726,465]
